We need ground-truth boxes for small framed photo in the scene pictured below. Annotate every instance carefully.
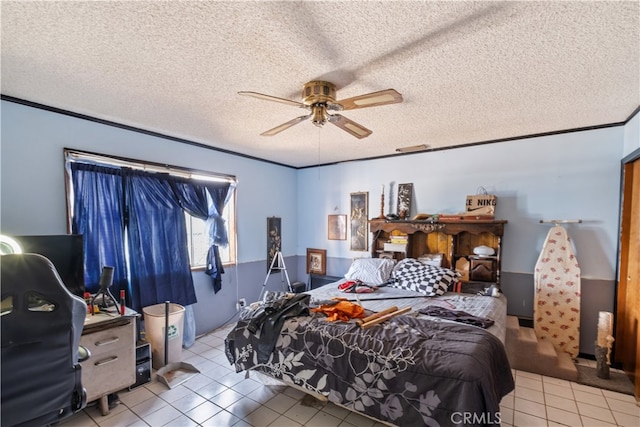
[306,248,327,275]
[328,214,347,240]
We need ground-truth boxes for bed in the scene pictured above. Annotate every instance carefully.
[225,259,514,426]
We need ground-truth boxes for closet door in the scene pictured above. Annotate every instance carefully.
[616,154,640,401]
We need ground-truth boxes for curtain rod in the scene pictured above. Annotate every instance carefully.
[65,149,237,184]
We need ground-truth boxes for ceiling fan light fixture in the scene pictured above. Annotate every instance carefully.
[311,104,327,126]
[302,81,337,105]
[239,80,402,138]
[395,144,430,153]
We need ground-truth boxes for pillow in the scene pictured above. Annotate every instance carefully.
[344,258,396,285]
[418,253,444,267]
[389,258,460,296]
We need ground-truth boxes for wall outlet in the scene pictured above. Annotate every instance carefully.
[237,298,246,310]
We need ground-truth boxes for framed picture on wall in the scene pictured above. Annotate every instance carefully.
[350,192,368,251]
[306,248,326,275]
[328,214,347,240]
[267,217,281,272]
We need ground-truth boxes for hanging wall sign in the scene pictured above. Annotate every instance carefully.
[267,217,281,273]
[350,192,368,251]
[397,183,413,219]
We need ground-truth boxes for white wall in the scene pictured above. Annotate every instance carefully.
[297,127,624,280]
[623,109,640,157]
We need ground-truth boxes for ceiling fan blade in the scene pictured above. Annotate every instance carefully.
[328,114,372,139]
[335,89,403,111]
[261,115,311,136]
[238,91,306,108]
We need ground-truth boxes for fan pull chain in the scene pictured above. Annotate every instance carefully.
[316,126,322,180]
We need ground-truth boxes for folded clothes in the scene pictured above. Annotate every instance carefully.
[418,306,495,329]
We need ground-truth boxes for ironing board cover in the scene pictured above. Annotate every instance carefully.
[534,225,581,359]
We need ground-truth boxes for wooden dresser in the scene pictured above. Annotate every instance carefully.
[369,218,507,287]
[81,311,137,415]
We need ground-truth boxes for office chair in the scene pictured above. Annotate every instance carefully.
[1,253,88,427]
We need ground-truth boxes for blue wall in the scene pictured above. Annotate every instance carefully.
[2,99,638,352]
[0,100,299,335]
[296,129,624,280]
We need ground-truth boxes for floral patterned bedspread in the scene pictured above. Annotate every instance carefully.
[225,306,514,426]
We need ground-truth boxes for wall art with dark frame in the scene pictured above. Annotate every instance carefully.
[397,183,413,219]
[328,214,347,240]
[267,217,281,273]
[306,248,326,275]
[350,192,368,251]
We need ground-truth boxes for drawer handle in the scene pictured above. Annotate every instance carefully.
[95,337,120,346]
[94,356,118,366]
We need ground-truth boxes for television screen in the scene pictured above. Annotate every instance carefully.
[13,234,85,298]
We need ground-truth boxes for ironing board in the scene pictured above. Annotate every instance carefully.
[534,225,581,359]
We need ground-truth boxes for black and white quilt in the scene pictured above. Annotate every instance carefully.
[225,294,514,426]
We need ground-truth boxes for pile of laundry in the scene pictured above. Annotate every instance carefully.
[310,298,365,322]
[337,279,378,293]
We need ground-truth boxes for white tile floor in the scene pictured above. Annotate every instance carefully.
[60,324,640,427]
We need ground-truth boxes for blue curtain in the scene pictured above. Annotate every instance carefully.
[170,181,210,218]
[169,179,232,244]
[70,163,129,298]
[167,179,232,347]
[70,162,234,318]
[204,182,233,246]
[125,171,197,311]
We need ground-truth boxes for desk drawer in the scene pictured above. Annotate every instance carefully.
[82,324,130,355]
[81,321,135,402]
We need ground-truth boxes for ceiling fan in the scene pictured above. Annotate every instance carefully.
[238,81,403,139]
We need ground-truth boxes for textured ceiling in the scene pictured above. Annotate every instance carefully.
[2,1,639,168]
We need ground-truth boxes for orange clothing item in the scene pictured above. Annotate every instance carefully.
[311,299,366,322]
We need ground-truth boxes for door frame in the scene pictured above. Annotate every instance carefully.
[613,147,640,390]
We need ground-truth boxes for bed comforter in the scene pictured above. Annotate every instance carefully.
[225,293,514,426]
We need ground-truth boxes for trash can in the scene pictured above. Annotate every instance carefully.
[142,303,185,369]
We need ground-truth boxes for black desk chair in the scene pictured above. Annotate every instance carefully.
[1,253,88,427]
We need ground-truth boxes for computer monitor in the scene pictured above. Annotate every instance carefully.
[13,234,85,298]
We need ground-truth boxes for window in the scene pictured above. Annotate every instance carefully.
[185,191,235,267]
[65,149,237,269]
[66,149,238,312]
